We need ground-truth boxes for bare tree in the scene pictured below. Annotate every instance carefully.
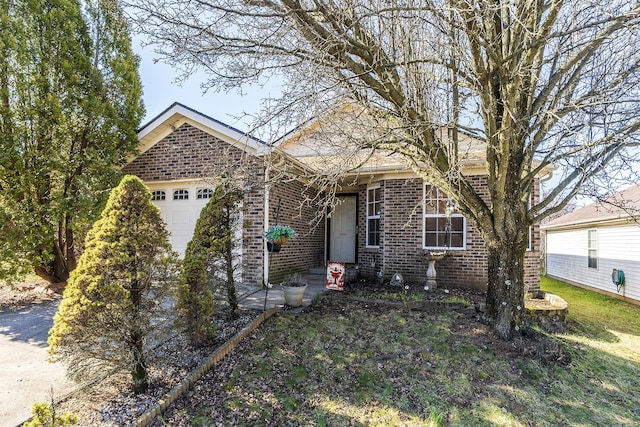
[128,0,640,339]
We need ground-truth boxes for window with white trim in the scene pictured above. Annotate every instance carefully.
[173,189,189,200]
[151,190,166,201]
[366,186,381,247]
[588,229,598,269]
[197,187,214,200]
[424,184,466,249]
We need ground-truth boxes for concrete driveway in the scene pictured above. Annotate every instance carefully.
[0,299,74,427]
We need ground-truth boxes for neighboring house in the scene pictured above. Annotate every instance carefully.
[123,102,541,291]
[542,184,640,304]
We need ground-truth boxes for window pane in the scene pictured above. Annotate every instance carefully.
[197,188,213,199]
[425,200,436,214]
[425,233,437,247]
[450,232,464,248]
[173,189,189,200]
[368,218,380,246]
[450,217,464,231]
[151,190,166,201]
[426,217,437,231]
[437,198,447,214]
[588,253,597,269]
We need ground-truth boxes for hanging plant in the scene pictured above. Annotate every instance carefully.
[264,224,296,245]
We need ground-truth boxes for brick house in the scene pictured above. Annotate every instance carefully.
[123,102,541,291]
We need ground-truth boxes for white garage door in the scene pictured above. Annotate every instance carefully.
[147,183,243,270]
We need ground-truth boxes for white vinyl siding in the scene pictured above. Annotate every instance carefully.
[546,224,640,302]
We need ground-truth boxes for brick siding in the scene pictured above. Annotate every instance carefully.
[123,122,541,291]
[122,123,266,287]
[356,177,541,291]
[267,179,326,283]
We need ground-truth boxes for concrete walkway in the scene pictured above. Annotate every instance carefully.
[238,273,329,310]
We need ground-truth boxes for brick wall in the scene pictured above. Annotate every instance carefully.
[356,177,541,291]
[267,179,326,283]
[122,123,266,287]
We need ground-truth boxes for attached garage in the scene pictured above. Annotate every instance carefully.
[147,180,215,257]
[122,102,268,287]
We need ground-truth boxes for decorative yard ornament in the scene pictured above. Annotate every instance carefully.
[390,272,404,288]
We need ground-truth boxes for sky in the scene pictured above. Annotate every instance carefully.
[134,39,270,134]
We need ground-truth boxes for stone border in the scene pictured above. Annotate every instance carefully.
[134,307,281,427]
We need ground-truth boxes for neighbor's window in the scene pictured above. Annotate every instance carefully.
[424,184,466,249]
[366,186,381,247]
[197,187,213,200]
[588,229,598,269]
[151,190,166,201]
[173,189,189,200]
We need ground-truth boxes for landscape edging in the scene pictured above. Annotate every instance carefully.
[134,307,281,427]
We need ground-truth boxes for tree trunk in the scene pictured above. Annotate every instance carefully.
[131,329,148,394]
[485,240,527,340]
[129,278,149,393]
[225,239,238,318]
[34,244,72,287]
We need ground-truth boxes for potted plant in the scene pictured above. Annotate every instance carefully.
[264,224,296,252]
[281,273,308,307]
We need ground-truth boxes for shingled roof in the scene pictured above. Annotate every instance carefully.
[543,184,640,230]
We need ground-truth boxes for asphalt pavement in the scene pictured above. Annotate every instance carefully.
[0,299,73,427]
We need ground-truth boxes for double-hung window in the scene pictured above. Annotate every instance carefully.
[366,186,381,247]
[588,229,598,269]
[424,184,466,249]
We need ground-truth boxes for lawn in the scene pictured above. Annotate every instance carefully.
[152,278,640,427]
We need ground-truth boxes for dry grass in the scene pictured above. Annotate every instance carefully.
[151,281,640,426]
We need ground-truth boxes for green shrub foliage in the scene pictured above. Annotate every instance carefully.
[0,0,144,284]
[23,401,77,427]
[178,182,244,346]
[48,175,179,394]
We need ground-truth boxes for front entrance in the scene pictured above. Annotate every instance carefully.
[329,196,357,263]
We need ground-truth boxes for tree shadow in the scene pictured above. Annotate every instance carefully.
[0,299,58,348]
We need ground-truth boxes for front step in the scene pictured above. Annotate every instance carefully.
[308,265,358,283]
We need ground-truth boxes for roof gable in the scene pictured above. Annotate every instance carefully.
[134,102,265,160]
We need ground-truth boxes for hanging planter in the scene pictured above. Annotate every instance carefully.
[264,224,296,249]
[267,242,281,252]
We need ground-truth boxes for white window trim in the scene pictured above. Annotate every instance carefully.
[366,185,381,248]
[588,229,598,269]
[423,183,466,250]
